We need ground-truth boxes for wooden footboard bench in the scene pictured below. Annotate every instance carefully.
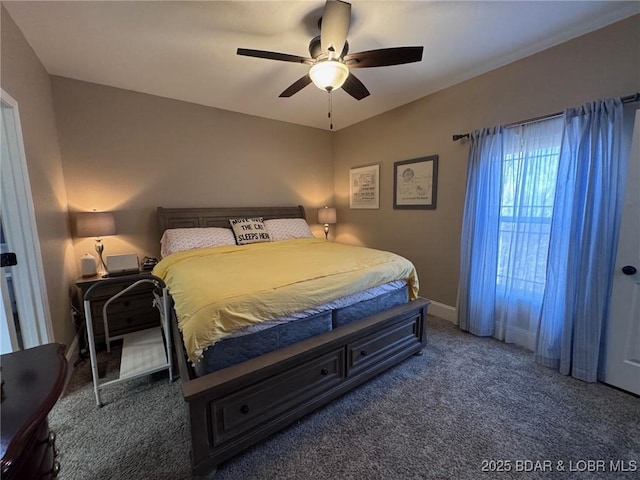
[172,297,429,478]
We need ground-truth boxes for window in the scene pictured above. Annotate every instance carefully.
[496,117,564,299]
[459,99,625,363]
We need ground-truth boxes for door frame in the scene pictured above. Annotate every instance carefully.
[1,88,53,348]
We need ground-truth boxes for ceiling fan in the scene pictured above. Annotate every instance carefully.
[237,0,424,101]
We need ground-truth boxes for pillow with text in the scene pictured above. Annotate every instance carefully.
[229,217,272,245]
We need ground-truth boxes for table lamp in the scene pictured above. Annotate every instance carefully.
[75,211,116,275]
[317,207,337,240]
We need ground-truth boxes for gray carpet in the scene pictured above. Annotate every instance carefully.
[49,316,640,479]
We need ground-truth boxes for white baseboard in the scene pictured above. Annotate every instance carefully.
[66,331,79,364]
[63,332,80,395]
[427,301,457,324]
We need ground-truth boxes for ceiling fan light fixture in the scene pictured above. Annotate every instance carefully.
[309,60,349,92]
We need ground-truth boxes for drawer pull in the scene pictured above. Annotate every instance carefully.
[360,350,369,356]
[240,405,250,414]
[320,368,329,376]
[51,461,61,477]
[48,431,57,445]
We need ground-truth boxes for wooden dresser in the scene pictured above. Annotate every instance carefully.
[1,343,67,480]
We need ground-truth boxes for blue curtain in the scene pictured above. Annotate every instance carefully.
[536,98,627,382]
[458,127,503,337]
[458,98,628,382]
[458,119,563,348]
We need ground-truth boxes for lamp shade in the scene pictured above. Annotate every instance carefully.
[317,207,337,225]
[75,212,116,238]
[309,61,349,91]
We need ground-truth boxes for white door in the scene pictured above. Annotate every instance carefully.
[0,89,53,352]
[604,108,640,395]
[1,218,21,353]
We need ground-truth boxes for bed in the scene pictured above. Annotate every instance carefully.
[155,205,430,478]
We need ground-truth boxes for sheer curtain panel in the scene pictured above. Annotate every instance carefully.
[496,118,563,349]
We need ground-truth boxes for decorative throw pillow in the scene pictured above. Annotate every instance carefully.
[264,218,314,241]
[160,227,236,257]
[229,217,272,245]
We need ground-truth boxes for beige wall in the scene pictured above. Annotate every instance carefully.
[4,6,638,339]
[333,14,640,307]
[0,6,77,347]
[51,77,334,263]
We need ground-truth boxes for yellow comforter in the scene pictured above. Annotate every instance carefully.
[153,237,418,363]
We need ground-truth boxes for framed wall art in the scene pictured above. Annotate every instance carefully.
[393,155,438,209]
[350,164,379,209]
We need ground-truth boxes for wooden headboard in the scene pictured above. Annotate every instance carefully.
[157,205,306,233]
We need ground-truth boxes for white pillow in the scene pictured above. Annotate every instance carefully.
[160,227,236,257]
[264,218,314,241]
[229,217,272,245]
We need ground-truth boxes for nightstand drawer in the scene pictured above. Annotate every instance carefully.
[91,292,156,317]
[92,306,159,337]
[88,281,155,301]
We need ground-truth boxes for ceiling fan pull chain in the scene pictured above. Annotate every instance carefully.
[328,90,333,130]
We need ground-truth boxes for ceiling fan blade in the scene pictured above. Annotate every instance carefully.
[237,48,313,65]
[320,0,351,58]
[279,74,313,97]
[344,46,424,68]
[342,72,370,101]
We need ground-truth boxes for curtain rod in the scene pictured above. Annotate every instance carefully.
[452,92,640,141]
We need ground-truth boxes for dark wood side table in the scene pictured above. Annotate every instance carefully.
[1,343,67,479]
[75,271,160,345]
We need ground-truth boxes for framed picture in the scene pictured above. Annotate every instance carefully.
[393,155,438,209]
[350,164,379,209]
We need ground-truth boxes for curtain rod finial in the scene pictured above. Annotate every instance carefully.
[453,133,470,142]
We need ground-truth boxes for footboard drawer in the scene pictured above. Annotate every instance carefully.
[347,311,422,376]
[211,348,346,444]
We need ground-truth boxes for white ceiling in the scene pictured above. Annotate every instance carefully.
[4,1,639,131]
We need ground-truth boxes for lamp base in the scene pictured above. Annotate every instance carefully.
[95,240,108,276]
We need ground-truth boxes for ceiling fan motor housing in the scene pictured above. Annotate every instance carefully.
[309,36,349,60]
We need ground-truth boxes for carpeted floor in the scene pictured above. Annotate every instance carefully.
[49,316,640,479]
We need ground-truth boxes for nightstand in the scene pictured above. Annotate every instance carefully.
[77,273,173,407]
[75,272,160,345]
